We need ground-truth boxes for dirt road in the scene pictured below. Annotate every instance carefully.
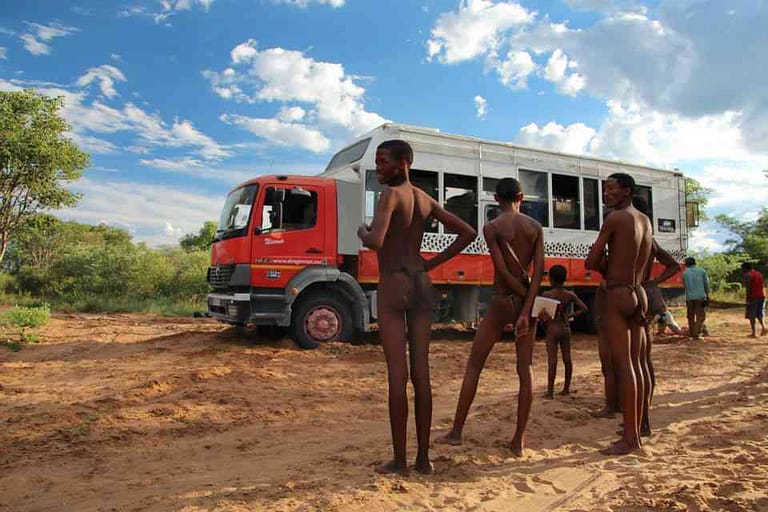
[1,309,766,511]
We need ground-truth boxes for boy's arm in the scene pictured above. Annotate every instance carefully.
[515,224,544,336]
[570,291,589,319]
[647,240,681,285]
[483,222,527,296]
[586,214,614,272]
[423,198,476,271]
[703,270,710,298]
[357,188,396,250]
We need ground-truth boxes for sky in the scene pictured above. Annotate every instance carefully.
[1,0,766,251]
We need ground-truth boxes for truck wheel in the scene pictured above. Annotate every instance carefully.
[289,292,355,349]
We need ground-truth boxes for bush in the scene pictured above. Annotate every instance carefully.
[2,303,51,329]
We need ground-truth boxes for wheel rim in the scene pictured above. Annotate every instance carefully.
[304,306,342,342]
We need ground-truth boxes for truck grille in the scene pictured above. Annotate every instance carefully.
[207,264,235,289]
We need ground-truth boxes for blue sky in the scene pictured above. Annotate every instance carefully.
[1,0,766,250]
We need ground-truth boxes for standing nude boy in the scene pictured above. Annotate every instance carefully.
[436,178,544,457]
[358,140,475,475]
[634,195,681,436]
[585,173,652,455]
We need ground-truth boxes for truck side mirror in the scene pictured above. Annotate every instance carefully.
[685,202,700,228]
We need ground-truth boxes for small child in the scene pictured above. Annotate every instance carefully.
[539,265,588,398]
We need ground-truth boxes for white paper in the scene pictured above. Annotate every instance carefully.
[531,296,560,318]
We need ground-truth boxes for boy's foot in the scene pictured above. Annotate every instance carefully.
[761,328,767,336]
[510,435,524,457]
[543,391,554,399]
[590,407,616,419]
[559,389,570,396]
[601,439,641,455]
[375,460,409,476]
[434,431,463,446]
[616,425,652,437]
[414,455,434,475]
[748,333,757,338]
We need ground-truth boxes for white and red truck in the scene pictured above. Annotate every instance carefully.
[207,124,696,348]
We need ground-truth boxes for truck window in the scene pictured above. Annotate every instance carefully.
[519,169,549,227]
[552,174,580,229]
[444,173,477,233]
[260,187,318,233]
[325,138,371,172]
[584,178,600,231]
[601,181,653,224]
[216,184,258,240]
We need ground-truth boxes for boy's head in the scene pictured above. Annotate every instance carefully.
[548,264,567,286]
[495,177,523,205]
[375,140,413,184]
[604,173,635,208]
[741,261,752,273]
[685,257,696,267]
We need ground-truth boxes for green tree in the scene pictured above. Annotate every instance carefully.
[684,176,711,222]
[180,221,217,252]
[715,208,768,264]
[0,89,89,263]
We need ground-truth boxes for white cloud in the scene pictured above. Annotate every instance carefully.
[517,121,596,154]
[110,53,121,61]
[59,177,222,247]
[0,47,6,59]
[21,22,79,56]
[474,95,487,119]
[429,0,768,157]
[270,0,345,6]
[139,157,207,171]
[497,50,536,89]
[76,65,127,98]
[20,34,49,55]
[688,221,728,254]
[277,106,306,123]
[542,49,585,96]
[426,0,535,64]
[221,114,330,153]
[0,77,231,162]
[206,39,386,151]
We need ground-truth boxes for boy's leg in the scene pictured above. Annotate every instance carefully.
[511,321,536,457]
[376,304,409,474]
[637,325,652,436]
[545,332,557,398]
[560,334,573,395]
[436,297,509,445]
[695,301,706,339]
[407,305,433,474]
[595,325,619,416]
[686,301,696,338]
[602,296,640,454]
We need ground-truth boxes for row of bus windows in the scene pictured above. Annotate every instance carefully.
[364,169,652,234]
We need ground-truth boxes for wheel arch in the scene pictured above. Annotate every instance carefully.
[285,266,370,331]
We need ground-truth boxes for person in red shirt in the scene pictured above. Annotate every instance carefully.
[741,262,766,337]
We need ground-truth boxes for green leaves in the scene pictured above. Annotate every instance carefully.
[0,89,89,262]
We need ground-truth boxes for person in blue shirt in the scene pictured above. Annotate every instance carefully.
[682,257,710,340]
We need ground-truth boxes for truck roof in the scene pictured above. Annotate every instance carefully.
[233,174,330,191]
[332,123,683,177]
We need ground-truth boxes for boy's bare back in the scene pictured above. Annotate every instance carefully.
[376,184,434,274]
[603,208,653,284]
[487,211,540,289]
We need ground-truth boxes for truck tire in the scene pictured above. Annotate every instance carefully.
[289,292,355,349]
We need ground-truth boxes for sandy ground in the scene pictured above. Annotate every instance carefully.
[1,308,767,512]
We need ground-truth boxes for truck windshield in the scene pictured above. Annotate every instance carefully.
[216,184,258,241]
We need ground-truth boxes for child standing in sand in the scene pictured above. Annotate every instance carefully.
[538,265,588,398]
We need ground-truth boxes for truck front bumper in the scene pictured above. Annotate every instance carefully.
[207,292,252,325]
